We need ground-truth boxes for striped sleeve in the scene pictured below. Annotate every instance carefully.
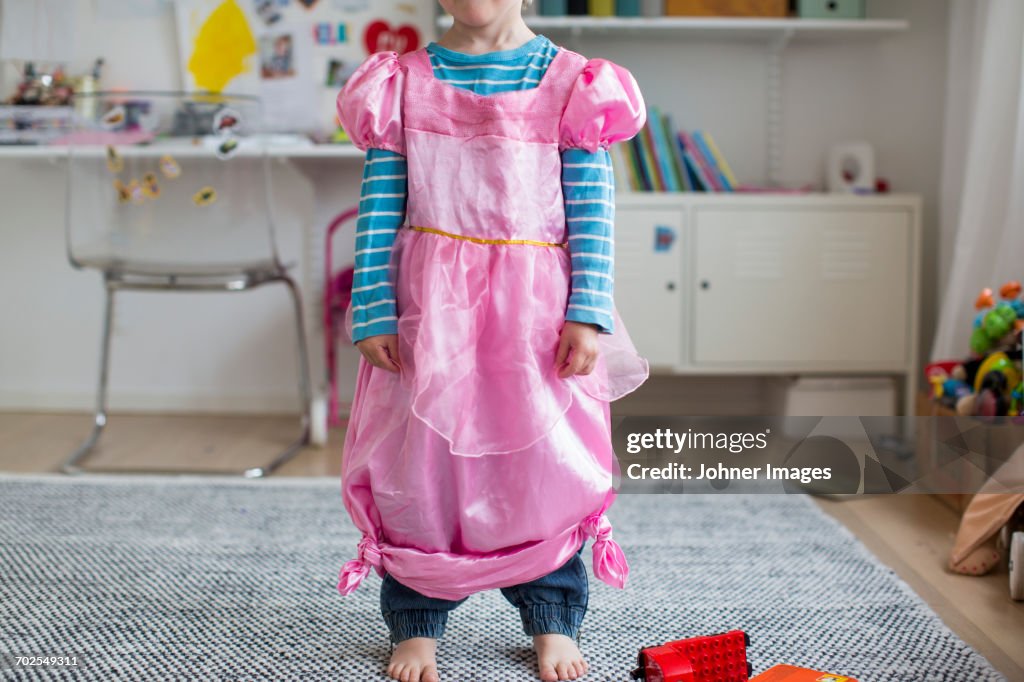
[350,148,407,344]
[562,148,615,334]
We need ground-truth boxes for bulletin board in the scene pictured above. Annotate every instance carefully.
[174,0,434,136]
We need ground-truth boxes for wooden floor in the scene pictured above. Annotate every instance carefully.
[2,412,1022,678]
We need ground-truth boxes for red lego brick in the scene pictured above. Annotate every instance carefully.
[631,630,752,682]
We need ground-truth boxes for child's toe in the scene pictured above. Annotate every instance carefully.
[539,663,558,682]
[422,665,440,682]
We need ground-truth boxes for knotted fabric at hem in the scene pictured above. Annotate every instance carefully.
[581,513,628,589]
[337,535,384,595]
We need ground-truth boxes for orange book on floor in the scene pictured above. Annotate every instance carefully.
[751,664,859,682]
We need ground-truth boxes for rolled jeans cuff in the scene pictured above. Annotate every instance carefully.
[383,609,448,643]
[518,603,585,639]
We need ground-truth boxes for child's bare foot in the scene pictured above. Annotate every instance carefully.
[533,633,588,681]
[387,637,439,682]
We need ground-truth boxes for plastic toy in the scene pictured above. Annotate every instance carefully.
[969,282,1023,355]
[749,665,858,682]
[631,630,751,682]
[973,352,1021,394]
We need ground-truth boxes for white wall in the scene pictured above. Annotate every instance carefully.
[579,0,949,388]
[0,0,950,414]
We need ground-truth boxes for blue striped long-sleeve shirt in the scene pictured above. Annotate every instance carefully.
[350,35,616,343]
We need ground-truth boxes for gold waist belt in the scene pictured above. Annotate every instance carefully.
[408,225,567,249]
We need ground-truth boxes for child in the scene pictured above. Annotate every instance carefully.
[336,1,648,680]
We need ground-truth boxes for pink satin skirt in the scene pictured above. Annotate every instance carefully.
[338,226,647,601]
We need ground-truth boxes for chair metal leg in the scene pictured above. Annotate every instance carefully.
[242,273,313,478]
[63,274,313,478]
[62,283,115,474]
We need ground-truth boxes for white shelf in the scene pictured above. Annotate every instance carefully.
[436,16,908,42]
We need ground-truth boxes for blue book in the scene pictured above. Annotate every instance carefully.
[540,0,567,15]
[617,0,642,15]
[647,106,680,191]
[630,136,653,191]
[663,113,691,192]
[677,135,708,191]
[693,130,733,191]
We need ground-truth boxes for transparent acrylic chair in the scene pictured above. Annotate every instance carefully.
[62,92,311,477]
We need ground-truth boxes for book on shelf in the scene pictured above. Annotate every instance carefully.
[610,108,740,193]
[701,130,739,188]
[638,121,667,190]
[590,0,615,16]
[679,130,723,191]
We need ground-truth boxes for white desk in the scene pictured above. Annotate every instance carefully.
[0,141,365,159]
[0,141,368,439]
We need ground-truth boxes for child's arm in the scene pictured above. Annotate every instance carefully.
[336,51,407,372]
[555,57,645,377]
[349,149,407,372]
[562,147,616,334]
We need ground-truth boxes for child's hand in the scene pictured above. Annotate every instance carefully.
[355,334,401,373]
[555,321,600,379]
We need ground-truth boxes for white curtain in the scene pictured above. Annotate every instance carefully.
[932,0,1024,361]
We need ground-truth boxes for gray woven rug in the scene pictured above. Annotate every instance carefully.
[0,474,1005,682]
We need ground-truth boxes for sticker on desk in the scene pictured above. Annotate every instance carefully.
[654,225,676,252]
[105,146,123,173]
[142,173,160,199]
[127,179,146,205]
[113,179,130,204]
[101,105,126,129]
[159,154,181,179]
[216,136,240,160]
[193,186,217,206]
[212,108,241,136]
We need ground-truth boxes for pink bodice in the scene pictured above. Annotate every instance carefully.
[338,46,646,244]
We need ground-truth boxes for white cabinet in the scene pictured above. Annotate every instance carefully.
[613,193,921,414]
[614,204,685,369]
[691,206,912,369]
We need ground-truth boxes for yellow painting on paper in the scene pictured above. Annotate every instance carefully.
[187,0,257,93]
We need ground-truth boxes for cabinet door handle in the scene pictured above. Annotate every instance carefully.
[700,280,710,290]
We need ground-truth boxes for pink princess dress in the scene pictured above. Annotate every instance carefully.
[336,44,649,601]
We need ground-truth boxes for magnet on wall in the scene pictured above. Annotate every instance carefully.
[193,186,218,206]
[337,23,346,42]
[363,20,420,55]
[314,22,334,44]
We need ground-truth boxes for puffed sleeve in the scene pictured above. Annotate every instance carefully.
[559,59,646,153]
[336,51,405,155]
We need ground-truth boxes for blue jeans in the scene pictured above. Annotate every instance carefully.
[381,543,588,643]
